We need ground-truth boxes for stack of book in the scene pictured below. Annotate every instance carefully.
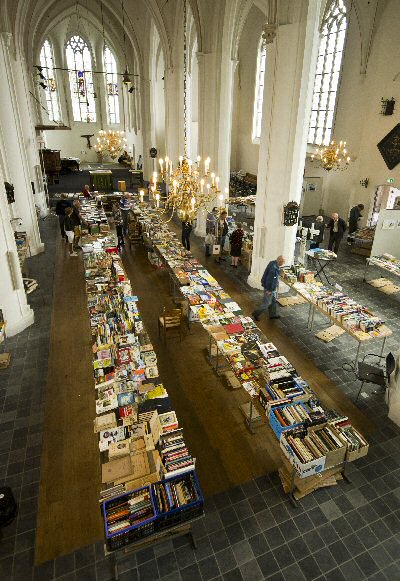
[104,489,155,535]
[159,430,195,477]
[153,472,200,513]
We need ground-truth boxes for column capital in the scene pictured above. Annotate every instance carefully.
[262,23,278,46]
[0,31,12,48]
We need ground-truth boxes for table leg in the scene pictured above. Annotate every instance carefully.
[310,306,316,331]
[380,336,387,358]
[363,261,369,283]
[289,468,298,507]
[354,342,361,369]
[207,335,212,363]
[307,303,313,330]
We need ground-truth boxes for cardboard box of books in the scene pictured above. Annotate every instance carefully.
[328,420,369,462]
[280,430,326,478]
[307,423,346,469]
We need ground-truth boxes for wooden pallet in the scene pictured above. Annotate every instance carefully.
[367,278,400,294]
[277,295,307,307]
[315,325,346,343]
[279,457,343,499]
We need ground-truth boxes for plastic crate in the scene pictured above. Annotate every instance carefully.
[102,485,157,551]
[269,402,309,440]
[152,470,204,530]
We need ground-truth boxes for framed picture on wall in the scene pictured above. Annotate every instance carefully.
[377,123,400,170]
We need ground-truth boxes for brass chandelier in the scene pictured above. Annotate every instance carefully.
[151,0,224,221]
[310,139,351,171]
[95,129,127,160]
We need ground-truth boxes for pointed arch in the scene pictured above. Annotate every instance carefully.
[39,39,61,122]
[103,45,120,124]
[66,34,96,122]
[252,35,266,143]
[308,0,347,145]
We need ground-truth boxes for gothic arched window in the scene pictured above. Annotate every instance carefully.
[252,36,266,143]
[104,46,120,124]
[66,35,96,122]
[39,40,61,122]
[308,0,347,145]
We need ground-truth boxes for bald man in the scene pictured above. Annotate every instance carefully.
[327,212,346,254]
[252,255,285,321]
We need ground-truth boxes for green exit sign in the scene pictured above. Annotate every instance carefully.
[387,177,395,183]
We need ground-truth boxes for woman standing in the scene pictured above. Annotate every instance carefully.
[229,223,244,268]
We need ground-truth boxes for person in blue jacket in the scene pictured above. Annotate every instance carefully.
[252,255,285,320]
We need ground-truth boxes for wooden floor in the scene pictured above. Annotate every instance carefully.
[36,227,374,564]
[35,239,102,565]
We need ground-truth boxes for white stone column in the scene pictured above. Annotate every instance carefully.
[0,165,34,336]
[12,52,48,217]
[194,51,220,237]
[194,47,237,237]
[140,78,153,181]
[0,33,44,256]
[248,1,322,288]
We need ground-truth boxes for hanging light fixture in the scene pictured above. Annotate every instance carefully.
[310,139,352,171]
[152,0,224,221]
[95,129,127,159]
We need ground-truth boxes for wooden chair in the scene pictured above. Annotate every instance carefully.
[158,307,183,343]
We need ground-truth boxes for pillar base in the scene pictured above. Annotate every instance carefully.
[29,242,45,256]
[7,307,34,336]
[247,272,263,290]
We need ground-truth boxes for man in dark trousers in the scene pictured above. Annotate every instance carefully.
[348,203,364,234]
[252,255,285,321]
[55,194,71,239]
[327,212,347,254]
[181,220,192,250]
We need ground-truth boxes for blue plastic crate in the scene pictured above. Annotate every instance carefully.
[102,485,157,551]
[269,402,309,440]
[152,470,204,530]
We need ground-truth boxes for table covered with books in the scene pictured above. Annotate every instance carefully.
[130,200,370,502]
[280,264,392,366]
[363,254,400,295]
[75,198,204,562]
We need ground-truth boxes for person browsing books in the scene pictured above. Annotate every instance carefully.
[327,212,346,254]
[55,194,71,239]
[64,207,78,257]
[309,215,325,249]
[215,210,228,263]
[119,193,132,235]
[229,223,244,268]
[181,220,193,251]
[205,207,218,257]
[252,255,285,321]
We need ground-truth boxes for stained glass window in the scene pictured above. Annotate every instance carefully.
[66,36,96,122]
[104,46,120,124]
[308,0,347,145]
[39,40,61,122]
[252,36,266,142]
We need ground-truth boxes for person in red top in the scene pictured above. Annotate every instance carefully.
[229,223,244,268]
[81,184,92,198]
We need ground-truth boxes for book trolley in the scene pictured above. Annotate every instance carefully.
[130,198,371,508]
[76,197,204,580]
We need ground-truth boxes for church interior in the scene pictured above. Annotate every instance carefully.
[0,1,400,580]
